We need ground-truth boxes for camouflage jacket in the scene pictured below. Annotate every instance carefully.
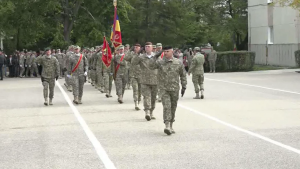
[131,52,158,85]
[95,52,103,71]
[64,51,73,69]
[19,54,25,66]
[36,55,60,79]
[55,53,64,65]
[67,53,88,76]
[208,51,217,61]
[188,52,205,75]
[124,51,141,79]
[26,54,35,66]
[114,53,127,77]
[150,56,187,91]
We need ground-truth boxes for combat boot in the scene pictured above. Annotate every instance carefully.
[145,110,151,121]
[105,93,109,98]
[100,87,104,93]
[134,101,140,110]
[193,93,201,99]
[200,90,204,99]
[49,98,53,105]
[118,95,123,104]
[164,122,172,135]
[44,98,48,106]
[170,122,175,134]
[73,96,79,104]
[78,97,82,104]
[150,110,156,120]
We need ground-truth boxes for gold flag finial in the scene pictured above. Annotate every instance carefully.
[113,0,117,6]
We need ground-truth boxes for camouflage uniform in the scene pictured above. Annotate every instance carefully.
[86,50,92,82]
[36,53,60,106]
[95,51,104,92]
[67,51,88,104]
[124,51,141,110]
[90,50,98,86]
[102,54,114,98]
[208,50,217,73]
[31,53,39,77]
[114,51,127,103]
[132,52,158,120]
[156,43,163,102]
[150,52,187,135]
[64,48,73,91]
[19,53,25,77]
[55,51,65,77]
[188,48,205,99]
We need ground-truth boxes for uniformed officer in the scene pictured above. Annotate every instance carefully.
[150,46,187,135]
[67,46,88,104]
[188,47,205,99]
[36,48,60,105]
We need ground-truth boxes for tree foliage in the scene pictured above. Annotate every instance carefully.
[0,0,248,54]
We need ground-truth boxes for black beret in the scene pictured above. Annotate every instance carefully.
[163,46,173,50]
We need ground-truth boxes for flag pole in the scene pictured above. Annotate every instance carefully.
[112,0,117,48]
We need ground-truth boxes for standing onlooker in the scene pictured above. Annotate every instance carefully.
[7,55,14,77]
[0,50,6,80]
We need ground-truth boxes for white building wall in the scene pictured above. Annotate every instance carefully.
[248,0,300,67]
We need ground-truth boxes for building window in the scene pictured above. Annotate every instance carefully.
[268,26,274,44]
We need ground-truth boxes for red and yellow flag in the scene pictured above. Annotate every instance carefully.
[102,36,112,67]
[110,6,122,48]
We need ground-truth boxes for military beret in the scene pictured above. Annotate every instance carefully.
[194,47,201,51]
[156,43,162,47]
[153,45,156,48]
[44,47,51,51]
[163,46,173,50]
[117,45,124,50]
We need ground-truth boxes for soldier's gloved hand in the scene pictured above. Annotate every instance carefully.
[29,65,31,68]
[20,65,22,67]
[84,72,87,76]
[25,65,27,67]
[67,74,72,78]
[55,76,58,81]
[181,87,186,97]
[38,64,40,66]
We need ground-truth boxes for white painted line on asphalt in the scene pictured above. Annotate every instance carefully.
[56,81,117,169]
[178,104,300,155]
[206,78,300,95]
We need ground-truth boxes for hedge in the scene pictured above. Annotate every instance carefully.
[204,51,256,72]
[294,50,300,67]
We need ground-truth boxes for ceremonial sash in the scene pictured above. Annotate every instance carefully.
[115,54,125,74]
[161,52,164,59]
[72,54,83,73]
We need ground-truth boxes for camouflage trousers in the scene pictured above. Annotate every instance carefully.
[72,75,85,97]
[126,69,131,86]
[161,89,179,123]
[115,74,127,96]
[90,69,96,84]
[59,64,64,77]
[96,69,103,89]
[65,69,71,87]
[19,66,25,77]
[131,77,141,102]
[103,72,113,94]
[209,60,216,72]
[42,78,55,99]
[192,74,204,93]
[27,65,39,77]
[141,84,157,111]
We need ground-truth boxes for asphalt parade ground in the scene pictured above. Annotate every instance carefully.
[1,69,300,169]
